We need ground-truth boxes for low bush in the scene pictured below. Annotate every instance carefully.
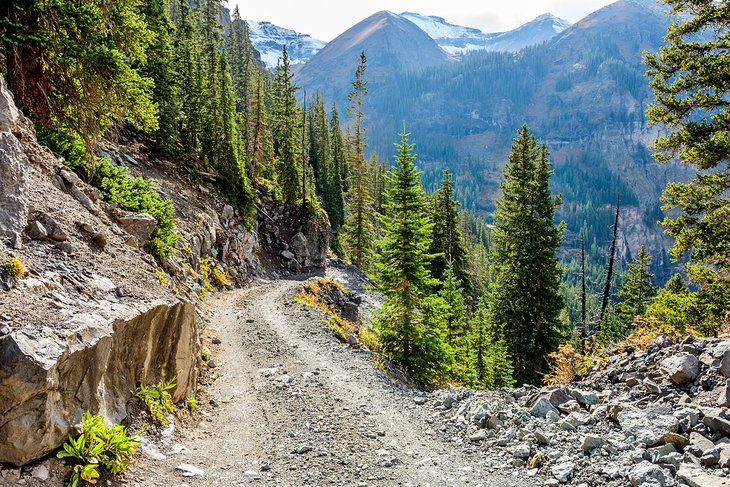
[1,256,26,279]
[92,158,179,258]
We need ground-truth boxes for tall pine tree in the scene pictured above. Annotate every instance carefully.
[272,47,303,204]
[429,169,471,293]
[343,52,375,270]
[374,132,447,383]
[487,126,565,383]
[614,246,656,331]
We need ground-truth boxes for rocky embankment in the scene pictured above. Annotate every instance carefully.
[424,336,730,487]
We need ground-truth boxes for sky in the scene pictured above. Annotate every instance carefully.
[229,0,618,41]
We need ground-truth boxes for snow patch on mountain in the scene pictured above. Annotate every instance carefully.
[247,20,326,69]
[400,12,571,55]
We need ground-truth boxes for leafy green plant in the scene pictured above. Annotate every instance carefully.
[186,396,200,415]
[92,158,179,259]
[57,412,139,487]
[136,376,176,424]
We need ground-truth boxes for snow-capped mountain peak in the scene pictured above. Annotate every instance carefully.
[399,11,571,55]
[247,20,326,69]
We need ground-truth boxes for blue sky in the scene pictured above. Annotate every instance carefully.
[230,0,621,41]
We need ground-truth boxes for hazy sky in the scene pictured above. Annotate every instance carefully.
[229,0,618,41]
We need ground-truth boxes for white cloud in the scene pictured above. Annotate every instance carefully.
[229,0,616,41]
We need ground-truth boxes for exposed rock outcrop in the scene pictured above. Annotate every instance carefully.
[0,300,197,466]
[0,75,27,248]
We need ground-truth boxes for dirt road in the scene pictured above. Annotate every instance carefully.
[129,278,541,486]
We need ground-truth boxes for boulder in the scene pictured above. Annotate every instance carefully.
[677,465,730,487]
[0,300,198,466]
[0,74,20,132]
[551,463,574,483]
[115,211,158,244]
[529,397,559,418]
[719,350,730,378]
[618,408,679,446]
[581,434,605,452]
[291,232,309,263]
[301,215,331,268]
[32,211,67,242]
[660,353,700,385]
[629,461,675,487]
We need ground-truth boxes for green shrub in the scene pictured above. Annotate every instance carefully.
[1,256,26,279]
[57,412,139,487]
[92,158,179,258]
[136,376,176,424]
[36,125,89,174]
[645,272,728,337]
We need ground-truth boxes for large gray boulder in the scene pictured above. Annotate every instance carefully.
[0,74,19,132]
[660,353,700,385]
[618,408,679,446]
[0,132,28,247]
[302,215,331,268]
[115,210,158,245]
[629,461,675,487]
[0,300,198,466]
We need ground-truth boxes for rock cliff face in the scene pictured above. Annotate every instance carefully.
[0,300,197,466]
[0,76,27,248]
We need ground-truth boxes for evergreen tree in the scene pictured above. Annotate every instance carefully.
[327,104,347,254]
[439,265,473,383]
[140,0,180,151]
[470,297,515,389]
[374,132,446,383]
[645,0,730,324]
[343,52,375,270]
[172,0,204,151]
[614,246,656,330]
[487,126,565,383]
[429,169,471,293]
[248,69,277,192]
[2,0,157,149]
[272,47,303,204]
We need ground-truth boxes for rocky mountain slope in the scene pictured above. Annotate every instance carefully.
[401,12,571,55]
[247,20,326,69]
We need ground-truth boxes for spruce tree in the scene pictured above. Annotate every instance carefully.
[487,126,565,383]
[645,0,730,327]
[343,52,375,270]
[327,104,347,254]
[140,0,180,151]
[439,265,472,383]
[374,132,447,383]
[470,297,514,389]
[173,0,204,151]
[615,246,656,330]
[429,169,471,293]
[272,47,303,204]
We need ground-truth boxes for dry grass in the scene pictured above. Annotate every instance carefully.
[296,277,376,351]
